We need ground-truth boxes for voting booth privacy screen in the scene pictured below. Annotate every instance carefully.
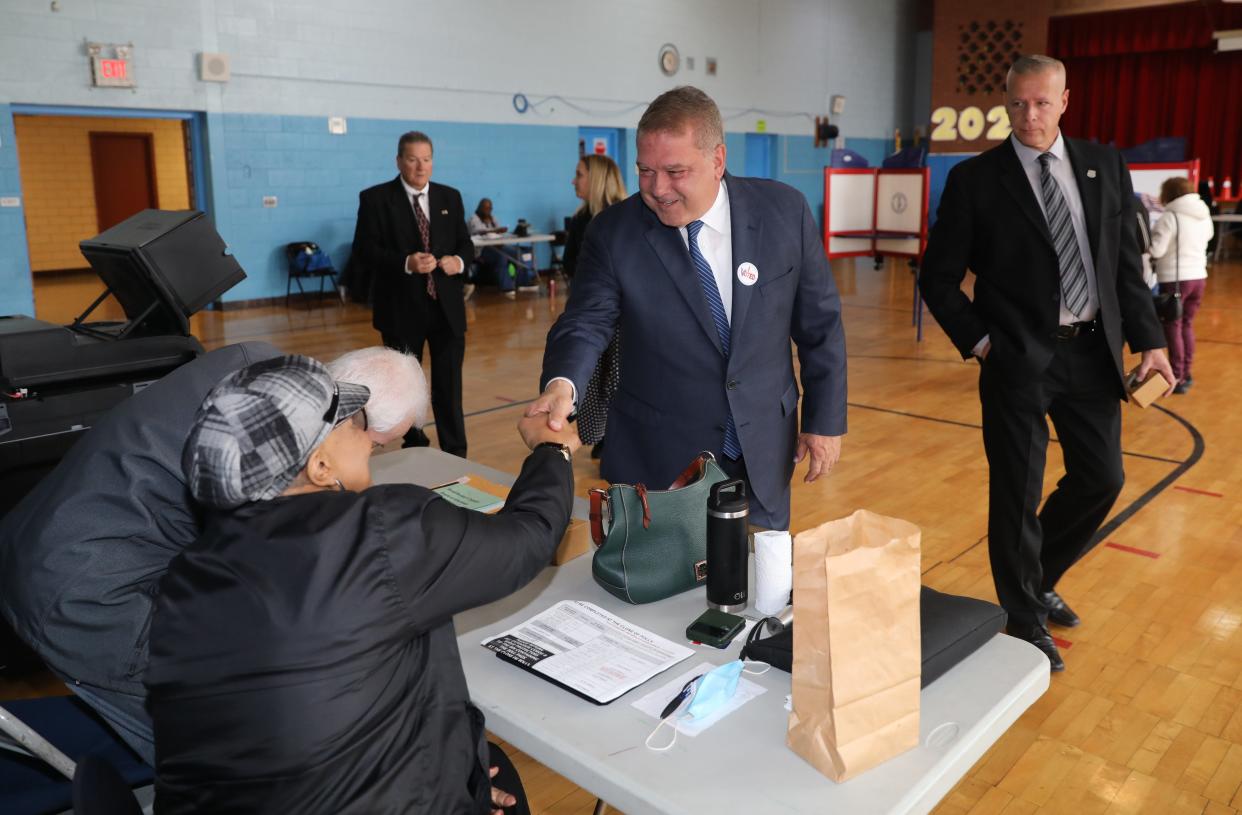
[79,209,246,336]
[822,168,930,262]
[1129,160,1200,200]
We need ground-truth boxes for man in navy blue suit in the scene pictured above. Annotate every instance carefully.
[530,86,847,529]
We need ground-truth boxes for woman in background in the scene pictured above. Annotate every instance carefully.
[469,198,535,296]
[562,155,626,280]
[1149,176,1213,394]
[563,154,627,458]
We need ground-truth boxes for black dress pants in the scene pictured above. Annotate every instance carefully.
[382,305,467,457]
[979,330,1124,627]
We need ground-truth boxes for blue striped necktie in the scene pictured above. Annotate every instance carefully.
[1037,153,1089,317]
[686,220,741,460]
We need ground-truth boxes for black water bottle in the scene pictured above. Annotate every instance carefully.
[706,479,749,612]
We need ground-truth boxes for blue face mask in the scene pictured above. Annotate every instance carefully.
[684,660,744,719]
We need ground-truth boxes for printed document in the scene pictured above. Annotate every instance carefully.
[482,600,693,703]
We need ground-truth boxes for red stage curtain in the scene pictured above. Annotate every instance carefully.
[1049,2,1242,186]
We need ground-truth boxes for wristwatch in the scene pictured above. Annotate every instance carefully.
[536,441,572,462]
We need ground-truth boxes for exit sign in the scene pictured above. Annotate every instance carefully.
[92,56,135,88]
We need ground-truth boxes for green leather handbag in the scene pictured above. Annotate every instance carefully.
[588,452,729,604]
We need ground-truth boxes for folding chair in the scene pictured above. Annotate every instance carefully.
[0,696,153,814]
[284,242,339,307]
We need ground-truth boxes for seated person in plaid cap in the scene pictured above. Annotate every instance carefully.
[144,354,578,815]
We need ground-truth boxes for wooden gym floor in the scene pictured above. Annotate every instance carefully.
[5,251,1242,814]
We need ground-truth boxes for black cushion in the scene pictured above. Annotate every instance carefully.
[741,586,1007,688]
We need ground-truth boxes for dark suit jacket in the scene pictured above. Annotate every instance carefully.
[353,177,475,339]
[920,138,1164,393]
[0,342,280,695]
[541,173,847,520]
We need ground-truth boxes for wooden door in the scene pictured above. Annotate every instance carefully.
[89,132,158,232]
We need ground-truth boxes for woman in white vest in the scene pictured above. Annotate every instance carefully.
[1148,176,1213,394]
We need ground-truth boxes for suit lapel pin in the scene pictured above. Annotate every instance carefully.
[440,209,449,215]
[1086,169,1097,179]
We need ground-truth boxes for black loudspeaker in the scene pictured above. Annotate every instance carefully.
[79,209,246,337]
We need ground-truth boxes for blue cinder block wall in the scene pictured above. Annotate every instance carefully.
[0,105,33,316]
[0,0,921,316]
[213,115,582,303]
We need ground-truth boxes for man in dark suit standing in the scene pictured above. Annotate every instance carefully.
[528,86,847,530]
[920,56,1174,672]
[353,131,474,456]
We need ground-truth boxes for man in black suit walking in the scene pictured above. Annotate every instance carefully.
[353,131,474,456]
[920,55,1175,672]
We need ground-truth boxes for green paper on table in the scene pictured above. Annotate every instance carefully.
[433,480,505,513]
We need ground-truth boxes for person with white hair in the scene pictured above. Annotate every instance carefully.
[145,354,578,813]
[0,344,426,765]
[327,345,429,444]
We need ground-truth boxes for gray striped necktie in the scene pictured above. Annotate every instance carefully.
[1037,152,1089,317]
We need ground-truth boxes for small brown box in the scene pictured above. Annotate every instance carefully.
[455,475,590,565]
[554,518,592,565]
[1126,368,1166,408]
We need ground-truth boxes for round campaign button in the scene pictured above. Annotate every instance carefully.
[736,262,759,286]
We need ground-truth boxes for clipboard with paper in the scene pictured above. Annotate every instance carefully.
[481,600,693,704]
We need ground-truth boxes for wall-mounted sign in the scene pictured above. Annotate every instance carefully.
[593,138,608,155]
[87,42,136,88]
[930,105,1011,143]
[928,2,1051,153]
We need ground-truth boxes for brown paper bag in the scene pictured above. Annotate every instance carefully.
[786,509,922,781]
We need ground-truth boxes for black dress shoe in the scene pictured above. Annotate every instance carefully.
[1040,590,1081,628]
[1007,622,1065,672]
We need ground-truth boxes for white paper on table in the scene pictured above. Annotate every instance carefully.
[631,661,767,737]
[482,600,693,704]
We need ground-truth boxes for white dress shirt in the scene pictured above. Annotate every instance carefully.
[1010,132,1099,325]
[399,178,462,274]
[401,178,432,226]
[974,132,1102,357]
[678,180,734,323]
[549,179,735,405]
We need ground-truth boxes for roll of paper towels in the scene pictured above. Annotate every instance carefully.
[753,530,793,616]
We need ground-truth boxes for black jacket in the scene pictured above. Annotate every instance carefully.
[0,342,280,696]
[561,208,592,278]
[919,138,1165,393]
[144,447,574,814]
[353,177,475,339]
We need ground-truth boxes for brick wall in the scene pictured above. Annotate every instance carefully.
[14,115,191,272]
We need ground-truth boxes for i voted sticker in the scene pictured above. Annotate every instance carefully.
[736,262,759,286]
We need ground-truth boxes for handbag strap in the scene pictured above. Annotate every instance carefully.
[587,484,652,548]
[589,488,607,547]
[1173,213,1180,292]
[668,452,712,489]
[635,484,651,529]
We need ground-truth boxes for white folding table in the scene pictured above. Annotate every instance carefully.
[372,448,1049,815]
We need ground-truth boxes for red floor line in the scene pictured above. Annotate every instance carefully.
[1104,541,1161,559]
[1173,485,1223,498]
[494,395,518,403]
[1052,637,1073,650]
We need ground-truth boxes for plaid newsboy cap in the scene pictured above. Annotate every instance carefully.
[183,354,370,509]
